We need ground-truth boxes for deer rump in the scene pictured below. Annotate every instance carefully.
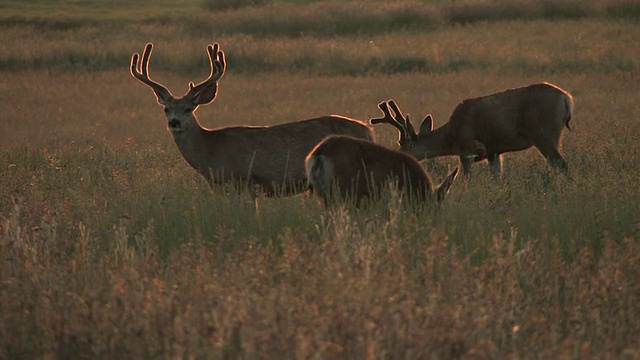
[305,135,444,207]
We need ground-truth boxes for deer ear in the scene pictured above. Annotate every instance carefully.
[419,115,434,135]
[152,89,168,106]
[191,82,218,105]
[153,94,165,106]
[436,167,459,203]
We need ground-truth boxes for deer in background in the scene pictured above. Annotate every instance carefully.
[305,135,458,207]
[130,42,373,198]
[370,83,573,179]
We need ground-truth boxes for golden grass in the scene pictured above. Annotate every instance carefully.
[1,5,639,358]
[2,196,639,358]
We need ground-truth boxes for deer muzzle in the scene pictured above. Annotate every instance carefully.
[168,119,181,129]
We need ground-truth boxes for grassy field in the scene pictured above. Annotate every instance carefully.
[1,0,639,358]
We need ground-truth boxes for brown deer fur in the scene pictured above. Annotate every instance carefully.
[131,42,373,197]
[306,135,458,206]
[370,82,573,178]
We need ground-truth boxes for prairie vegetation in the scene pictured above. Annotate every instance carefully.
[1,0,639,358]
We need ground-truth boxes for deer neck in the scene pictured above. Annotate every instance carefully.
[421,125,457,158]
[170,121,217,178]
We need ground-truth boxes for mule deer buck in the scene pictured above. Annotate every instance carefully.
[130,42,373,197]
[305,135,458,207]
[370,83,573,178]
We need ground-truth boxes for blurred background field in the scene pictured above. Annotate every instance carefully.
[1,0,639,358]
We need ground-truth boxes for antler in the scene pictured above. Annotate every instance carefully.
[130,43,172,101]
[186,43,226,99]
[369,100,417,140]
[370,101,407,139]
[387,100,417,140]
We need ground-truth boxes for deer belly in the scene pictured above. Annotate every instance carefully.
[485,136,532,154]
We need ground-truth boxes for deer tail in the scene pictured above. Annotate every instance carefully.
[305,154,334,198]
[563,93,573,131]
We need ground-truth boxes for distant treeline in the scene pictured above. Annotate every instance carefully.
[0,0,637,75]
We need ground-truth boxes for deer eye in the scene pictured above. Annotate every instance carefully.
[163,108,169,114]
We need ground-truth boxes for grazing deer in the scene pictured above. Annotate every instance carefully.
[130,42,373,197]
[305,135,458,207]
[370,83,573,178]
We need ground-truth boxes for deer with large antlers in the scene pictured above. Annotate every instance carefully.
[130,42,373,197]
[370,83,573,178]
[305,135,458,207]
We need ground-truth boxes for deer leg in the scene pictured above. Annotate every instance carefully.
[546,150,568,173]
[533,141,568,173]
[459,138,484,176]
[247,177,268,199]
[246,178,266,214]
[487,154,502,180]
[460,155,474,176]
[473,140,487,159]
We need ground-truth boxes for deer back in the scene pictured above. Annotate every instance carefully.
[306,135,434,205]
[447,83,573,153]
[199,117,372,196]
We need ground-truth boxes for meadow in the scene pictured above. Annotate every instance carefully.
[1,0,639,358]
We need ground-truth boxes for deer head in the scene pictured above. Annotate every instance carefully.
[369,100,437,159]
[130,42,226,134]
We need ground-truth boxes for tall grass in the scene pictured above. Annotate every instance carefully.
[2,69,639,357]
[2,185,639,358]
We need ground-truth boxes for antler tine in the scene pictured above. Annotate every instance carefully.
[188,42,227,95]
[387,100,417,139]
[369,101,408,140]
[130,43,172,100]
